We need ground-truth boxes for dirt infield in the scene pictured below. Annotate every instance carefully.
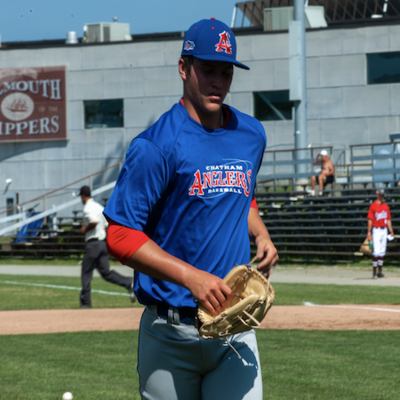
[1,265,400,335]
[1,304,400,335]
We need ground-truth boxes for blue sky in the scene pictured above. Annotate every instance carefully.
[0,0,250,43]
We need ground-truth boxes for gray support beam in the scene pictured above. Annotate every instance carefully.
[290,0,308,176]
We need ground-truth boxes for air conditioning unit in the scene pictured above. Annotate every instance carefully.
[84,22,131,43]
[264,6,327,31]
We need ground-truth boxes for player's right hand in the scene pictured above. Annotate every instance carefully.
[186,269,232,316]
[367,234,372,241]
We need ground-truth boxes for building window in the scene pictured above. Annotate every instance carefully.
[84,99,124,129]
[367,52,400,85]
[253,90,294,121]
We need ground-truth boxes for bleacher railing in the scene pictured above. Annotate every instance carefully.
[0,161,123,236]
[257,146,333,190]
[257,142,400,191]
[350,142,400,188]
[0,181,117,237]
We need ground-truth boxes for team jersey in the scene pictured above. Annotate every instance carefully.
[104,100,267,308]
[367,201,391,228]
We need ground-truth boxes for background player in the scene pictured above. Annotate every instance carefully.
[78,185,135,307]
[367,188,394,279]
[310,149,335,196]
[104,18,278,400]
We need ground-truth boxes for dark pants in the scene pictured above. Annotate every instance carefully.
[80,240,132,307]
[314,174,335,185]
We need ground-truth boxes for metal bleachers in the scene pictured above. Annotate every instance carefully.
[2,142,400,263]
[2,188,399,263]
[254,185,400,263]
[0,215,86,259]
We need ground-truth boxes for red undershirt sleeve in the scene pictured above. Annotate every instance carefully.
[250,196,258,210]
[106,219,150,265]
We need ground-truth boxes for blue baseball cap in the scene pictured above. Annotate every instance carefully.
[181,18,249,70]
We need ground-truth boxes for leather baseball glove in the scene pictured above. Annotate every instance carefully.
[196,262,275,340]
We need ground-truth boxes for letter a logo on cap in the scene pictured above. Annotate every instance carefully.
[215,31,233,54]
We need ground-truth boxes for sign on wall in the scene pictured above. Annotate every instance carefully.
[0,66,67,142]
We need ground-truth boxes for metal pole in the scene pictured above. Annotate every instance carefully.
[290,0,308,177]
[43,195,47,224]
[231,6,237,28]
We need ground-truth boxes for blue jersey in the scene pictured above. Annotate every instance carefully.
[104,101,266,308]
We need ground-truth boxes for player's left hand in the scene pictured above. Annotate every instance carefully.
[80,225,86,234]
[254,237,278,278]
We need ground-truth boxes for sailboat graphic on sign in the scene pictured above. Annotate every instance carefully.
[6,97,28,113]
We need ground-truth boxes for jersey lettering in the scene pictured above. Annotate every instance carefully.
[375,211,387,221]
[188,160,252,198]
[188,170,204,196]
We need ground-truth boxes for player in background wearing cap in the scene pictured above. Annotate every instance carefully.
[310,150,335,196]
[104,18,278,400]
[78,185,135,307]
[367,188,394,279]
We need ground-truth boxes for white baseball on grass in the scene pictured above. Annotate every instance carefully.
[62,392,73,400]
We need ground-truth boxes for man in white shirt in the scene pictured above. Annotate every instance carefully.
[78,185,135,307]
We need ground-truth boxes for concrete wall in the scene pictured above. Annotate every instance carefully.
[1,22,400,215]
[0,40,184,215]
[230,24,400,163]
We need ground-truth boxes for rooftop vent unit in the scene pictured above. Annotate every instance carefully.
[84,20,131,43]
[66,31,78,44]
[264,6,327,31]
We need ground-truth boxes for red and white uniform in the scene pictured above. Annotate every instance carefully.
[367,201,391,257]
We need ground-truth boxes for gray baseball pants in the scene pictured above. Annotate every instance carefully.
[80,239,132,307]
[138,305,263,400]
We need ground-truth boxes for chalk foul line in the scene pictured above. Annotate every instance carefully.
[0,280,129,297]
[303,302,400,313]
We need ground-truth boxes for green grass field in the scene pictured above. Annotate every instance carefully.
[0,274,137,310]
[1,273,400,399]
[1,330,400,399]
[1,274,400,311]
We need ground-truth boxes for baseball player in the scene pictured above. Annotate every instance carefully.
[103,18,278,400]
[367,188,394,279]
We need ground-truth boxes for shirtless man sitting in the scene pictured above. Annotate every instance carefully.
[310,150,335,196]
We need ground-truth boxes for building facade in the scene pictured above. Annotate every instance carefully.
[1,18,400,215]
